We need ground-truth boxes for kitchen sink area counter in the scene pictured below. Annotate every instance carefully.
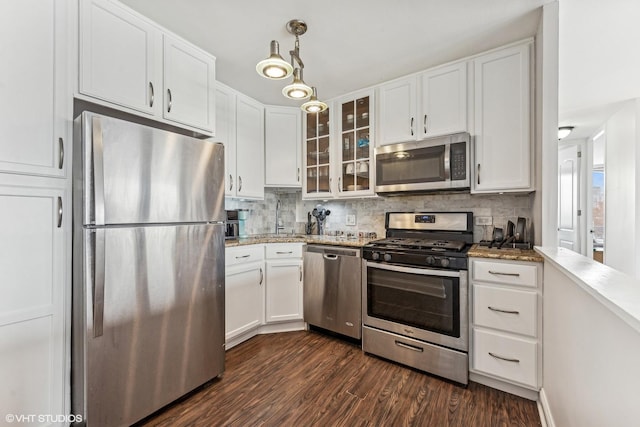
[226,234,374,248]
[468,244,544,263]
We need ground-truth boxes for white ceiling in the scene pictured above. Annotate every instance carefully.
[120,0,640,140]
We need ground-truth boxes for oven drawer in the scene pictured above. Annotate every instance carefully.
[472,260,537,288]
[473,285,537,337]
[472,329,537,388]
[363,326,468,384]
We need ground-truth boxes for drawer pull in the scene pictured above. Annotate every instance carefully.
[395,340,424,353]
[235,254,251,259]
[489,352,520,363]
[488,270,521,277]
[488,306,520,315]
[276,251,293,254]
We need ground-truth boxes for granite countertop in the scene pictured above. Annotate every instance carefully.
[225,234,374,248]
[468,244,544,263]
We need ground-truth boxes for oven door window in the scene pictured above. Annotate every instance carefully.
[376,145,446,185]
[367,266,460,337]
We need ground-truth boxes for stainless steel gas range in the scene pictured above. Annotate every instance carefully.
[362,212,473,385]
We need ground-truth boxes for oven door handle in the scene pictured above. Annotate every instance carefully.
[366,261,463,278]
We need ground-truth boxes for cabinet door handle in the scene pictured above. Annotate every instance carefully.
[57,196,63,228]
[410,117,414,136]
[238,176,243,192]
[276,251,293,255]
[229,174,233,191]
[488,270,521,277]
[259,267,264,285]
[297,167,300,182]
[488,306,520,315]
[58,137,64,169]
[235,254,251,259]
[149,82,154,107]
[338,176,342,192]
[477,163,481,185]
[167,88,172,113]
[299,265,302,281]
[424,114,428,134]
[489,352,520,363]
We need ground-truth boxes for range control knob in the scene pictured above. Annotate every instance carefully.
[371,252,380,260]
[425,256,435,265]
[383,253,392,262]
[440,258,450,268]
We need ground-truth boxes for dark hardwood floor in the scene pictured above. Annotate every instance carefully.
[139,330,541,427]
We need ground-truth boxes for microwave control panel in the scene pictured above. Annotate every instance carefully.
[450,142,467,181]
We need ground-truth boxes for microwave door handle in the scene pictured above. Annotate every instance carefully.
[444,144,451,181]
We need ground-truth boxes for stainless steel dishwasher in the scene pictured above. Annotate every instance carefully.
[303,245,362,339]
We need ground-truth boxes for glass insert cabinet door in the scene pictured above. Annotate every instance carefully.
[305,108,331,194]
[340,95,371,193]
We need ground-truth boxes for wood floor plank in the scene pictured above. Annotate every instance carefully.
[138,330,542,427]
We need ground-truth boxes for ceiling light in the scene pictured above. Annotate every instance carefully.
[256,41,293,80]
[257,19,325,107]
[282,68,313,99]
[558,126,575,140]
[301,87,327,113]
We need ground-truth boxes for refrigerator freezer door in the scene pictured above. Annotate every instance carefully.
[76,223,225,426]
[79,112,225,226]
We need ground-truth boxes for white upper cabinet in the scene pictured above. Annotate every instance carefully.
[420,62,467,138]
[79,0,157,114]
[0,0,69,178]
[378,62,467,146]
[163,35,216,132]
[79,0,216,135]
[235,94,265,199]
[378,77,417,145]
[472,42,532,193]
[215,84,237,197]
[265,106,302,188]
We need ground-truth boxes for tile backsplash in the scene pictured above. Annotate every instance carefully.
[225,190,535,243]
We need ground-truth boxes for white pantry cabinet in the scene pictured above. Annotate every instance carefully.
[469,257,543,398]
[225,245,265,347]
[377,62,467,145]
[79,0,216,135]
[472,41,533,193]
[265,243,304,323]
[265,106,302,188]
[0,1,71,425]
[0,0,70,178]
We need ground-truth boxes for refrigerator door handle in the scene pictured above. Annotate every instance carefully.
[92,229,106,338]
[92,116,106,226]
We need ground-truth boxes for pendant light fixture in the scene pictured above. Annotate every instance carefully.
[256,19,325,110]
[301,87,328,113]
[256,41,293,79]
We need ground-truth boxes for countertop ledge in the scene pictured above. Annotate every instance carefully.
[468,244,544,263]
[535,246,640,334]
[225,235,373,248]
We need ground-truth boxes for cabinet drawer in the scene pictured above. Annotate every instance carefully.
[472,259,538,288]
[472,329,537,388]
[473,285,537,337]
[226,245,264,266]
[265,243,303,259]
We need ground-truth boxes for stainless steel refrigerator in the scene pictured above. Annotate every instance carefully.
[71,112,225,426]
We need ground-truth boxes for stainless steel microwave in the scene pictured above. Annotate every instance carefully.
[375,132,470,194]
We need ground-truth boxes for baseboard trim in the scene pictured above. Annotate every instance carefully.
[469,372,539,401]
[538,387,556,427]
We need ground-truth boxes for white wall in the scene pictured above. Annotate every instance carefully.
[542,262,640,427]
[604,101,637,275]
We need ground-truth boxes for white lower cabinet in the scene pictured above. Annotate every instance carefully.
[469,257,543,398]
[265,244,304,323]
[225,245,265,347]
[225,243,305,349]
